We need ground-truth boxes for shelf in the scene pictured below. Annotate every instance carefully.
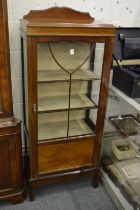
[110,85,140,112]
[38,69,100,82]
[38,119,94,140]
[38,94,97,112]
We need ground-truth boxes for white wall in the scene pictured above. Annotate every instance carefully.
[7,0,140,144]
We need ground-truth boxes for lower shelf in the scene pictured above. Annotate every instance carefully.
[38,69,99,82]
[38,94,96,112]
[38,119,94,140]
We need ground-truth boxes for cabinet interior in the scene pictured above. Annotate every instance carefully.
[37,41,103,141]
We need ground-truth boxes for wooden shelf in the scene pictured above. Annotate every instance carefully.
[38,69,100,82]
[38,94,97,112]
[38,119,93,140]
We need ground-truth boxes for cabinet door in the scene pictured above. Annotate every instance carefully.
[37,41,104,141]
[37,40,105,174]
[0,135,19,195]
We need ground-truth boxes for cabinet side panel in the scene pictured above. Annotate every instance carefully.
[21,36,29,133]
[94,37,115,167]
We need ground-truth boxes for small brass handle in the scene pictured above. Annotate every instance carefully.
[33,103,37,113]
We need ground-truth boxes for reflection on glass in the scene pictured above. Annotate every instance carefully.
[38,112,68,141]
[0,95,2,112]
[68,110,96,138]
[38,82,69,112]
[37,41,105,141]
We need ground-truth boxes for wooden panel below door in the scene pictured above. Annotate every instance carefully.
[38,137,94,174]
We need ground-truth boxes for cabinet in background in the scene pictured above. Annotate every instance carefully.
[0,0,13,118]
[0,0,25,204]
[101,27,140,208]
[0,118,25,204]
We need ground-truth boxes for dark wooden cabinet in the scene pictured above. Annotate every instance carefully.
[0,118,25,204]
[0,0,25,204]
[0,0,13,118]
[21,7,116,200]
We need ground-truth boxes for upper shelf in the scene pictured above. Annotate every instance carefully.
[38,118,94,141]
[38,69,100,83]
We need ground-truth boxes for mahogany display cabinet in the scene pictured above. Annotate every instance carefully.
[0,0,25,204]
[20,7,116,200]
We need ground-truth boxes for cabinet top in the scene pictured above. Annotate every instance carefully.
[20,7,116,37]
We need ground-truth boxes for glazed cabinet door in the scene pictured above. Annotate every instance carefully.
[37,40,105,142]
[0,135,19,196]
[36,39,106,175]
[25,37,112,177]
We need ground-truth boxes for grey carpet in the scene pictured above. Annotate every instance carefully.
[0,178,116,210]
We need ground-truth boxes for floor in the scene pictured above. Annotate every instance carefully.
[0,178,117,210]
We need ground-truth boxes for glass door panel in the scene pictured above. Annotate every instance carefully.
[68,109,97,137]
[38,82,69,112]
[37,43,70,82]
[70,80,98,110]
[37,41,105,140]
[38,112,68,141]
[38,41,91,71]
[37,41,95,82]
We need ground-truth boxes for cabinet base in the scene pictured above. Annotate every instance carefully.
[29,167,99,201]
[0,189,25,204]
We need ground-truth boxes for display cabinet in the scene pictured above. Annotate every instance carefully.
[101,27,140,209]
[20,7,115,200]
[0,0,25,204]
[101,93,140,209]
[0,118,25,204]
